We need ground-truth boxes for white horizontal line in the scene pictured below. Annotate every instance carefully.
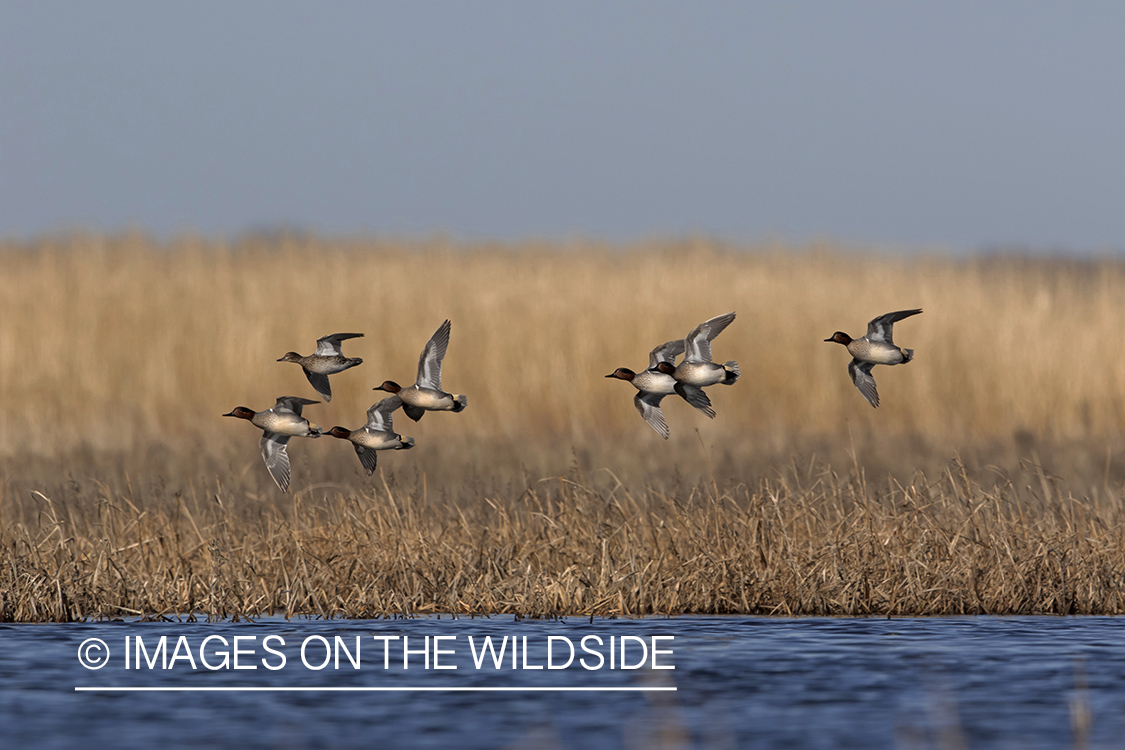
[75,686,676,693]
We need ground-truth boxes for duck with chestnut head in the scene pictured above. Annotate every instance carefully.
[222,396,321,492]
[606,338,714,439]
[373,319,467,422]
[662,312,740,391]
[326,396,415,475]
[824,308,922,408]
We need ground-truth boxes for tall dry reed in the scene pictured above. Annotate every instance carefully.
[3,458,1122,622]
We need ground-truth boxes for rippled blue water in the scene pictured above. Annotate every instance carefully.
[1,616,1122,748]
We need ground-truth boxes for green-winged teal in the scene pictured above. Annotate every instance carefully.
[223,396,321,492]
[277,332,364,402]
[606,338,715,439]
[373,319,467,422]
[326,395,415,475]
[824,308,922,408]
[658,312,740,395]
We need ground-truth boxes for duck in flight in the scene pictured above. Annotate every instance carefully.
[373,319,468,422]
[326,396,415,475]
[222,396,321,492]
[277,332,364,402]
[656,312,740,398]
[606,338,716,439]
[824,309,922,408]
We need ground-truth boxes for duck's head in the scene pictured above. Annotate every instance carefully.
[654,361,676,375]
[605,368,636,381]
[277,352,302,363]
[824,332,852,345]
[222,406,256,420]
[374,380,402,394]
[326,426,353,439]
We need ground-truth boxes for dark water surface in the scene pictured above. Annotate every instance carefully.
[1,615,1122,749]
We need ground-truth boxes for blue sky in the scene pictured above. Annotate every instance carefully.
[2,2,1123,251]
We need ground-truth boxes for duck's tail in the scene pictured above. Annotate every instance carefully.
[901,348,915,363]
[722,361,740,385]
[400,436,416,449]
[453,395,468,413]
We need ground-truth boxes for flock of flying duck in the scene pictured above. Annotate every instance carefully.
[224,309,921,492]
[223,320,467,491]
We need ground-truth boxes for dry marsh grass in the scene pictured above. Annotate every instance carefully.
[4,458,1123,622]
[1,233,1124,620]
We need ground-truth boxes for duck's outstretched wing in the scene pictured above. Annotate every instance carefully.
[674,383,716,418]
[259,433,292,491]
[315,332,364,356]
[648,339,685,369]
[273,396,320,416]
[865,309,921,345]
[303,371,332,402]
[416,319,451,390]
[353,443,378,475]
[848,359,880,408]
[683,312,736,363]
[366,396,403,431]
[634,392,670,439]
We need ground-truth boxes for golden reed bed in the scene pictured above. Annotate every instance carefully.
[1,233,1123,621]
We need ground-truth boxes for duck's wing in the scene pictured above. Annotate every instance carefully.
[259,433,292,492]
[848,359,880,408]
[648,339,685,369]
[314,333,364,356]
[366,396,403,431]
[683,312,736,363]
[415,319,451,390]
[273,396,320,416]
[633,392,670,439]
[674,383,716,419]
[303,371,332,402]
[865,309,922,345]
[353,443,378,475]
